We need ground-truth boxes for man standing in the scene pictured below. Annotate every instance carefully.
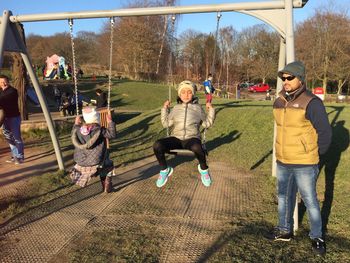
[0,75,24,164]
[203,74,215,103]
[95,88,107,109]
[267,62,332,256]
[53,85,62,111]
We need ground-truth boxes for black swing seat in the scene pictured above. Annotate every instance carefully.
[169,149,195,156]
[168,143,208,156]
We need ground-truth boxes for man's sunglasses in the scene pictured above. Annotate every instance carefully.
[280,75,296,81]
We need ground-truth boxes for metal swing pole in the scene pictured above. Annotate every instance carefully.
[0,11,65,170]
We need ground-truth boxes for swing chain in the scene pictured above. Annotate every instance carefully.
[166,15,176,137]
[211,11,222,76]
[68,18,79,115]
[107,17,115,111]
[168,15,176,89]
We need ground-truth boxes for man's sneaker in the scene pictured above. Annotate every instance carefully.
[265,227,293,241]
[5,157,15,163]
[14,158,24,165]
[198,164,212,187]
[311,238,326,256]
[156,167,173,188]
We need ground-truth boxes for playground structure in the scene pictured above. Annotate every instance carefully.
[0,0,309,231]
[44,54,71,80]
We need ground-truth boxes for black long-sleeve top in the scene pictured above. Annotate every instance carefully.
[305,98,332,155]
[0,86,20,118]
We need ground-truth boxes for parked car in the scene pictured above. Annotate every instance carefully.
[238,82,254,89]
[248,83,270,92]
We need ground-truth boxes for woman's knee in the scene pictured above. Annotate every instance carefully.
[153,140,165,152]
[190,143,203,154]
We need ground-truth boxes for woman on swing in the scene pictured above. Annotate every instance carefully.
[153,80,215,188]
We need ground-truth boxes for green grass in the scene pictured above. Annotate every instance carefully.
[1,80,349,261]
[0,170,72,224]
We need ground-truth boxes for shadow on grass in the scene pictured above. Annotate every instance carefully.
[214,100,271,115]
[205,130,241,152]
[197,220,350,262]
[117,112,159,140]
[250,149,273,170]
[298,119,349,234]
[298,106,349,235]
[115,112,141,124]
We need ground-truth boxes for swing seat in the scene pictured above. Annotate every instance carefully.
[97,107,115,176]
[168,141,208,157]
[169,149,195,156]
[98,107,114,148]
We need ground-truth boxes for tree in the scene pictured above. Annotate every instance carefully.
[236,25,279,84]
[218,26,239,89]
[296,10,350,94]
[178,30,206,80]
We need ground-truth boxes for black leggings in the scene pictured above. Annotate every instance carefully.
[153,136,208,170]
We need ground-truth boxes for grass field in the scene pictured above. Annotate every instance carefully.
[1,80,349,262]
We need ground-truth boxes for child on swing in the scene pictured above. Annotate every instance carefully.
[70,106,116,193]
[153,80,215,188]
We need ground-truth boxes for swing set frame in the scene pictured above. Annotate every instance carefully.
[0,0,308,230]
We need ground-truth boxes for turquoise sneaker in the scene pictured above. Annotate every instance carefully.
[198,164,212,187]
[156,167,173,188]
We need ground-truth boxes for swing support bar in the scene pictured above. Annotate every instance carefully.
[7,1,307,23]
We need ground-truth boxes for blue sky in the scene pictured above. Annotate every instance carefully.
[0,0,348,36]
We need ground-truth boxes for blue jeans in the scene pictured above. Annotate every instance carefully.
[277,162,322,239]
[2,116,24,159]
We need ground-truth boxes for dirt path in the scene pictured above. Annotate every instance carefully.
[0,156,259,262]
[0,139,67,201]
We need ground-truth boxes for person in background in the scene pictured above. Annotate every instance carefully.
[53,85,62,110]
[266,61,332,256]
[95,88,108,109]
[0,75,24,165]
[60,92,71,117]
[69,91,87,115]
[203,73,215,103]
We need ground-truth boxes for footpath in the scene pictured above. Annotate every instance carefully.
[0,146,258,262]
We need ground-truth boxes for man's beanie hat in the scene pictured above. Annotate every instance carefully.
[278,61,305,82]
[177,80,196,96]
[82,106,100,124]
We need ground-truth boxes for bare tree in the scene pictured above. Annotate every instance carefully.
[219,26,238,88]
[178,30,207,80]
[296,9,350,94]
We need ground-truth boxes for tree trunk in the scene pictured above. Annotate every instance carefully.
[11,23,28,120]
[337,79,345,95]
